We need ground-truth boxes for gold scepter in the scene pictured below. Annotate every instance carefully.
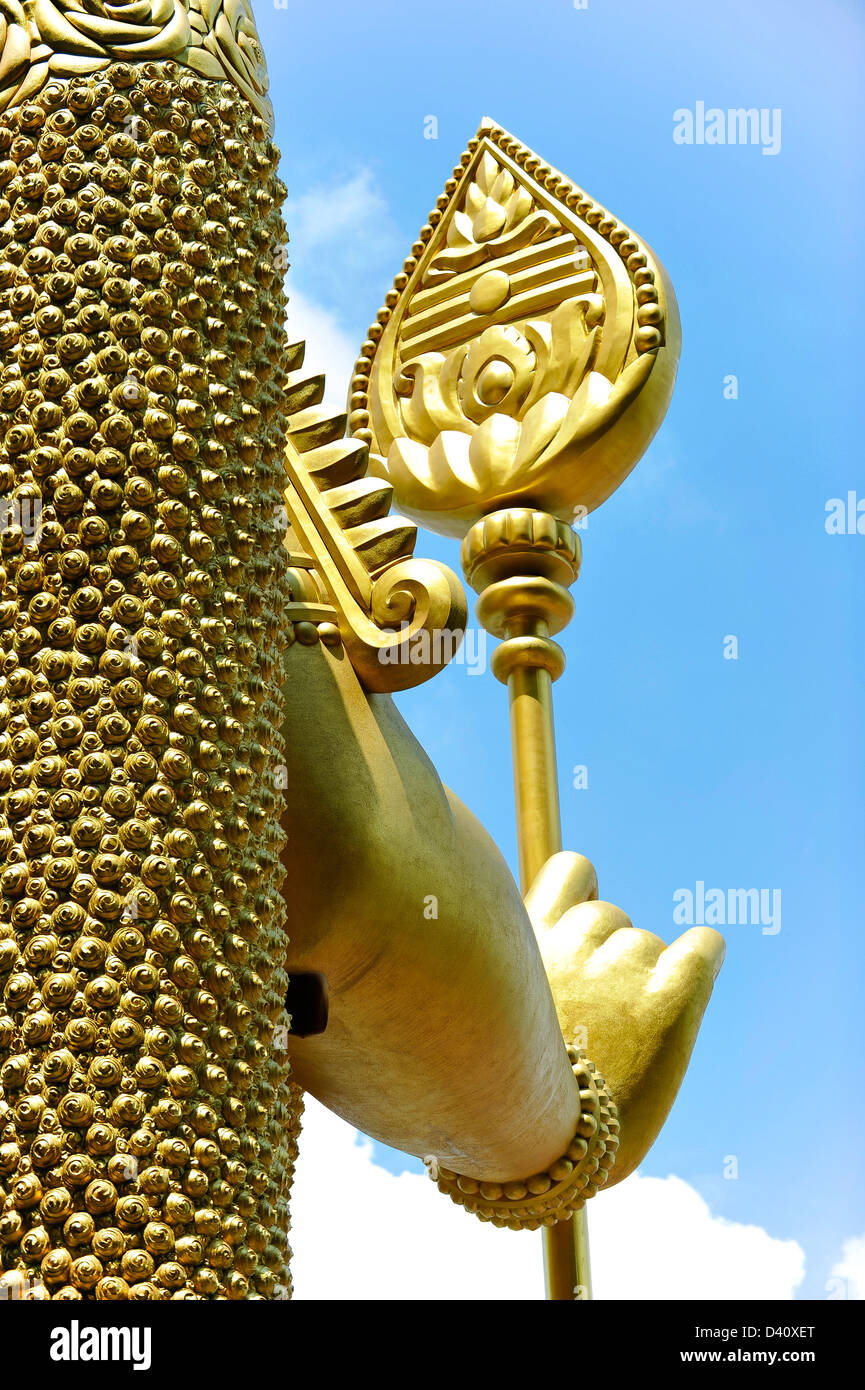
[346,118,681,1299]
[462,509,589,1297]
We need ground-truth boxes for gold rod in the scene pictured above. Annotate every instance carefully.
[506,663,592,1302]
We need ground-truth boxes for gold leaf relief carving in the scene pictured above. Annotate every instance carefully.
[354,124,680,536]
[0,0,272,124]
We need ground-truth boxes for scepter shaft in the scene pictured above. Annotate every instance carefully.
[505,664,591,1299]
[507,663,563,889]
[467,510,590,1301]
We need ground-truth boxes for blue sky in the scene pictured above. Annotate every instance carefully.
[257,0,864,1298]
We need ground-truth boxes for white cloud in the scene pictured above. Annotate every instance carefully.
[829,1233,865,1300]
[283,168,402,323]
[286,169,393,257]
[592,1173,805,1301]
[288,1097,806,1301]
[284,288,356,412]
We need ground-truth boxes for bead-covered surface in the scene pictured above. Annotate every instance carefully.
[0,60,299,1301]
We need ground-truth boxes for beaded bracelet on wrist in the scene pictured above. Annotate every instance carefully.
[431,1045,619,1232]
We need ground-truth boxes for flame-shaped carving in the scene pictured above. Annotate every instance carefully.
[350,120,681,538]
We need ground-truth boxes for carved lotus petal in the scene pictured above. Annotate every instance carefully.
[468,414,520,484]
[31,0,189,58]
[386,391,575,530]
[471,197,507,243]
[512,393,570,471]
[0,15,30,94]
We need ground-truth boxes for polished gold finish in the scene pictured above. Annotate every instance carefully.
[353,118,681,538]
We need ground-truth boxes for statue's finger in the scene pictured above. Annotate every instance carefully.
[540,899,633,974]
[583,924,666,978]
[525,851,598,930]
[646,927,726,1002]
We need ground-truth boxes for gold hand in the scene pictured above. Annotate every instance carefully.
[526,852,725,1184]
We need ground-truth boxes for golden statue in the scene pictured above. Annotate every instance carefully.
[0,4,723,1302]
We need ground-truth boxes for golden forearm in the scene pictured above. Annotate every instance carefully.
[281,640,580,1180]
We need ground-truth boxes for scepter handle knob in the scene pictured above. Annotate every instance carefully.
[461,508,581,594]
[463,509,581,681]
[490,633,566,686]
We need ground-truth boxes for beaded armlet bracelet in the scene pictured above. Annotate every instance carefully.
[430,1045,618,1231]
